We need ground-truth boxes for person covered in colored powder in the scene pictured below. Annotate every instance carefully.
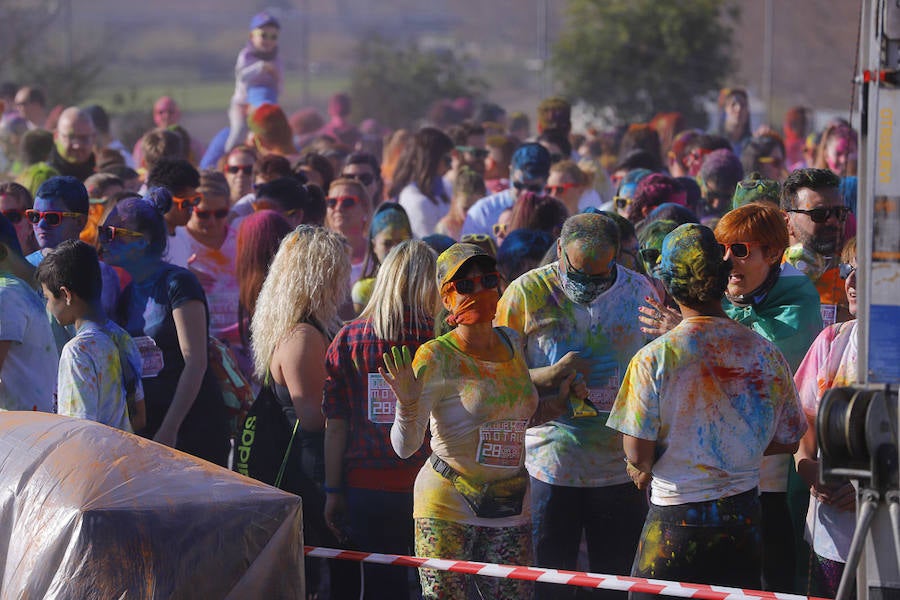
[495,212,659,600]
[323,240,437,599]
[383,243,580,599]
[793,237,860,598]
[36,239,144,432]
[607,223,807,595]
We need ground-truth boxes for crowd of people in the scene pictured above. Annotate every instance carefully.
[0,11,865,600]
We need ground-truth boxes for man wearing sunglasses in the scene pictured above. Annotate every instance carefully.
[341,151,382,206]
[495,213,660,599]
[461,142,551,240]
[0,213,58,413]
[24,176,120,351]
[782,168,851,326]
[443,122,487,199]
[146,158,201,267]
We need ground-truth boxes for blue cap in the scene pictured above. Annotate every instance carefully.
[511,143,551,181]
[617,168,652,199]
[250,11,279,31]
[247,86,278,109]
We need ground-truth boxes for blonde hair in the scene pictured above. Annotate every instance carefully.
[251,225,351,379]
[359,239,438,341]
[329,177,371,210]
[550,159,592,186]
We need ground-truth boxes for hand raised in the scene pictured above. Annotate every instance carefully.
[379,346,425,416]
[639,295,682,337]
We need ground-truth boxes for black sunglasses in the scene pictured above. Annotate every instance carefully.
[513,181,544,193]
[226,165,253,175]
[564,249,615,285]
[1,209,25,224]
[639,247,660,266]
[839,262,857,280]
[787,206,850,224]
[449,272,500,295]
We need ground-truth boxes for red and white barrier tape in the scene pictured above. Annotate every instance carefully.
[305,546,826,600]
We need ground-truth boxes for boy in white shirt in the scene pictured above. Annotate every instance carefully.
[36,239,144,431]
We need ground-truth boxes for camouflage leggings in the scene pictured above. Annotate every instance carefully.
[415,517,532,600]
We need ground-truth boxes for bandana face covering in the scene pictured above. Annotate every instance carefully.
[445,288,499,326]
[559,261,616,305]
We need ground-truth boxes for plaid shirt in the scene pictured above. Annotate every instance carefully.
[323,313,433,474]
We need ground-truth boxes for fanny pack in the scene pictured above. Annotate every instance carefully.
[430,454,527,519]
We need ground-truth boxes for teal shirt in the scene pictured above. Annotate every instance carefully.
[723,263,823,372]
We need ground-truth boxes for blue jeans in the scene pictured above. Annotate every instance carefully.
[344,487,418,600]
[531,479,647,600]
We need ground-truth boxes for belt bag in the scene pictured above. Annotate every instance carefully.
[430,455,527,519]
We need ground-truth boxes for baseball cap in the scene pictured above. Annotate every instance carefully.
[511,143,551,181]
[250,11,279,31]
[247,86,278,110]
[732,175,781,210]
[436,243,497,289]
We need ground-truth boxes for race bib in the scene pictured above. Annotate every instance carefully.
[587,368,621,413]
[820,304,837,328]
[134,336,164,378]
[476,420,527,467]
[367,372,397,423]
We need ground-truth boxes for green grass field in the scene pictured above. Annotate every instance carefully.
[83,75,352,115]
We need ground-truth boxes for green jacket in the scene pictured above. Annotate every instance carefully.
[723,263,823,371]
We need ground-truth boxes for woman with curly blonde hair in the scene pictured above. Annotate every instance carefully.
[250,224,352,598]
[251,224,350,429]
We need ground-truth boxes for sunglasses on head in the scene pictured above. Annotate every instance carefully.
[226,165,253,175]
[342,172,376,186]
[639,247,661,266]
[564,249,616,284]
[326,195,360,210]
[98,224,145,243]
[446,271,501,295]
[718,241,760,259]
[545,183,578,196]
[614,196,633,210]
[513,181,543,193]
[787,206,850,223]
[839,262,857,280]
[172,195,202,210]
[1,209,25,224]
[195,208,230,220]
[456,146,489,160]
[25,209,83,227]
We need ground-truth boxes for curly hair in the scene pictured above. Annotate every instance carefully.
[658,223,730,308]
[250,225,351,379]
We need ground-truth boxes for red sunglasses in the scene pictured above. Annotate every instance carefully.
[25,209,83,227]
[545,183,578,196]
[326,195,360,210]
[172,194,202,210]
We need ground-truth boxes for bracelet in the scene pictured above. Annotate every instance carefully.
[323,486,344,494]
[624,458,651,475]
